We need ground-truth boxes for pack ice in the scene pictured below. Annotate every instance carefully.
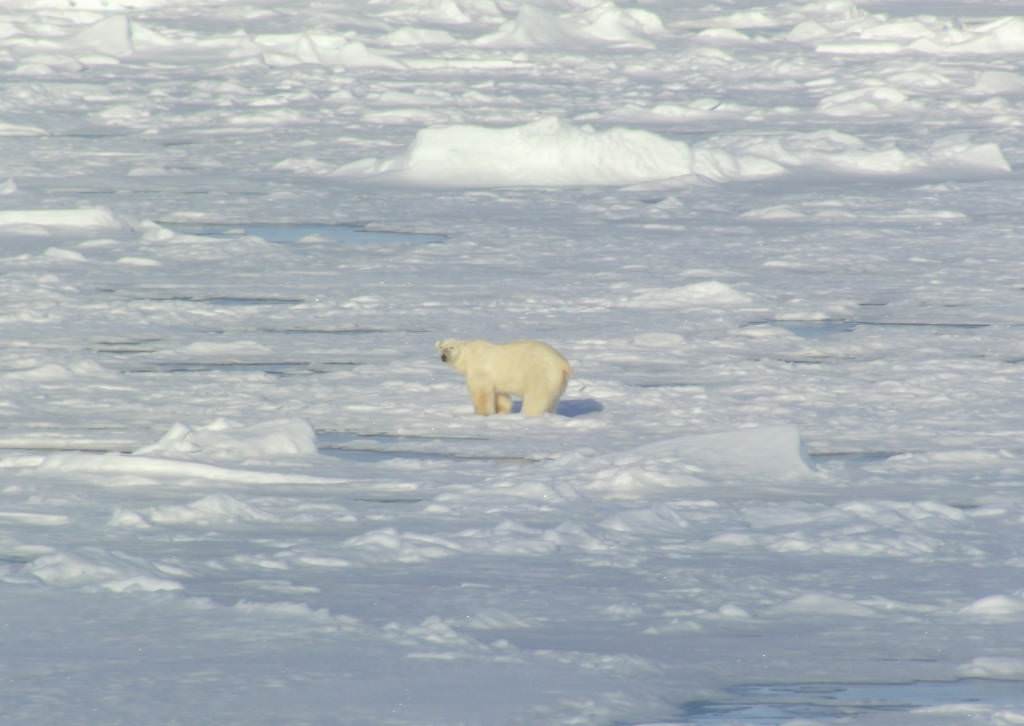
[1,0,1023,724]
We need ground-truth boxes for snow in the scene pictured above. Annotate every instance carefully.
[338,120,1009,187]
[135,418,319,459]
[2,0,1024,723]
[0,207,124,229]
[623,281,755,308]
[474,4,665,49]
[959,657,1024,679]
[339,116,708,187]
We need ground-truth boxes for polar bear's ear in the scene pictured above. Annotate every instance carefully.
[435,340,444,351]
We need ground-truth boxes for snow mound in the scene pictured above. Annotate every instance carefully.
[72,15,135,57]
[474,3,664,49]
[0,121,46,136]
[252,33,404,69]
[14,549,182,593]
[623,281,752,309]
[971,69,1024,95]
[817,86,916,117]
[337,117,699,187]
[581,426,815,500]
[630,425,816,483]
[342,528,461,565]
[687,0,1024,58]
[708,131,1011,178]
[770,593,876,618]
[372,0,505,27]
[958,656,1024,678]
[2,358,111,382]
[959,594,1024,619]
[135,418,318,460]
[141,494,276,527]
[809,14,1024,55]
[337,119,1008,189]
[175,340,274,357]
[0,450,334,485]
[0,207,125,230]
[10,0,173,8]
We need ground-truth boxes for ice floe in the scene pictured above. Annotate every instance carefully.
[2,0,1024,722]
[0,207,126,230]
[337,116,705,186]
[338,118,1009,188]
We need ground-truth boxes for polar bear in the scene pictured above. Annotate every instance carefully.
[436,338,572,416]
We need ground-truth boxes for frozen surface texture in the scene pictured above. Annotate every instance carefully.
[1,0,1023,724]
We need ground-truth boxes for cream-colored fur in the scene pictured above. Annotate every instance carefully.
[436,338,572,416]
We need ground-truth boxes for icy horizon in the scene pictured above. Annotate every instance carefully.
[2,0,1024,723]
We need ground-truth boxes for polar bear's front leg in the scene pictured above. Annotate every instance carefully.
[496,393,513,414]
[469,380,497,415]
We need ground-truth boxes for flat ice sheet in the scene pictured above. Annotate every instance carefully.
[1,0,1023,723]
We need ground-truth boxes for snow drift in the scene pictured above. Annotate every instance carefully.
[337,116,701,187]
[474,3,665,49]
[628,425,816,483]
[4,0,1024,723]
[135,418,318,459]
[0,207,125,230]
[336,117,1009,188]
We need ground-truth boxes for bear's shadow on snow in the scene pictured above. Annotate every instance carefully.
[506,398,602,416]
[556,398,604,417]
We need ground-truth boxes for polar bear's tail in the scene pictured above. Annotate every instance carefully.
[559,362,572,395]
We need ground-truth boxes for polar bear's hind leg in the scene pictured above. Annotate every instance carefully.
[521,366,570,416]
[555,367,569,410]
[496,393,513,414]
[521,385,556,416]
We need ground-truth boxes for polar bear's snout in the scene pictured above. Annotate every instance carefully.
[436,340,455,365]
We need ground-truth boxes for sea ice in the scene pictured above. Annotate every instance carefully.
[338,116,700,186]
[2,0,1023,723]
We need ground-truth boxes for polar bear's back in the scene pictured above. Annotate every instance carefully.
[466,339,571,393]
[505,339,569,364]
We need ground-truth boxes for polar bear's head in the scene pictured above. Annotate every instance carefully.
[436,339,462,367]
